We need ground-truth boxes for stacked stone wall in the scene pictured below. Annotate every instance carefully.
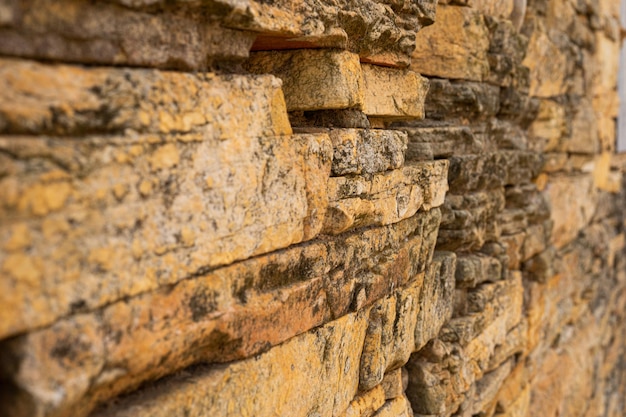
[0,0,624,416]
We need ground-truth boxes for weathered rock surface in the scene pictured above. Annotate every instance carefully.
[407,274,524,416]
[438,189,505,251]
[0,0,438,69]
[328,129,407,176]
[324,160,448,235]
[0,210,443,417]
[522,23,572,98]
[245,50,365,111]
[246,50,429,122]
[1,0,626,417]
[423,79,501,121]
[544,174,596,249]
[0,125,334,338]
[411,5,490,82]
[362,64,429,121]
[88,311,369,417]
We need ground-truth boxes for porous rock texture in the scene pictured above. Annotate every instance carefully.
[0,0,625,416]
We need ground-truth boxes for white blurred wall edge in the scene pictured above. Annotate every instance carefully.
[618,0,626,151]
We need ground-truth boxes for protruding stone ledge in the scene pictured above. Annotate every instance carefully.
[0,58,292,137]
[88,311,370,417]
[361,65,429,122]
[245,50,365,112]
[0,0,257,70]
[245,50,429,123]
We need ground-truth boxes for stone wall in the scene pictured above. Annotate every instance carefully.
[0,0,624,416]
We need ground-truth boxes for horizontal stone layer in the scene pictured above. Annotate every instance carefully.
[447,151,543,193]
[0,0,438,68]
[246,49,429,120]
[87,311,370,417]
[0,210,442,417]
[0,58,292,136]
[423,79,500,121]
[84,250,453,417]
[0,130,331,338]
[0,125,449,339]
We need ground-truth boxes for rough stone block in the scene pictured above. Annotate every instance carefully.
[563,97,599,154]
[487,119,528,151]
[407,274,523,416]
[500,232,526,270]
[371,396,413,417]
[520,222,551,262]
[528,99,566,152]
[402,125,479,161]
[414,252,457,350]
[343,385,386,417]
[448,153,507,192]
[329,129,407,176]
[522,25,571,98]
[359,278,425,392]
[442,273,524,347]
[381,368,405,400]
[455,253,502,289]
[486,11,528,62]
[245,49,364,112]
[249,0,439,68]
[504,184,551,223]
[423,79,500,121]
[438,189,505,251]
[448,151,542,194]
[0,58,292,137]
[544,174,596,249]
[87,311,369,417]
[460,358,515,417]
[406,339,469,416]
[323,160,448,235]
[361,64,429,120]
[411,5,490,82]
[0,0,256,70]
[498,208,529,235]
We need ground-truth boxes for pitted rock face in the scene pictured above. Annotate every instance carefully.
[0,0,625,416]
